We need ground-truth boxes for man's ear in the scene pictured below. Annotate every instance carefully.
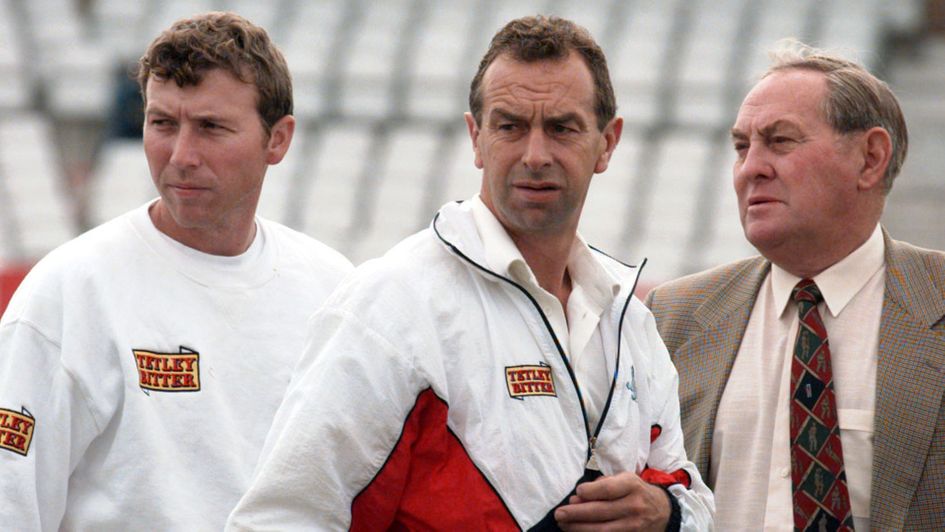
[594,116,623,174]
[265,115,295,165]
[857,126,892,191]
[464,112,484,169]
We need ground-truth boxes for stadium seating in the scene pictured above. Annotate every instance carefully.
[0,0,937,302]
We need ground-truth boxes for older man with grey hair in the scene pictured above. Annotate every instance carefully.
[647,40,945,531]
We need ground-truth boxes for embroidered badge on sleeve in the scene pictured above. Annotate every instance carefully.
[0,407,35,456]
[133,346,201,394]
[505,363,556,399]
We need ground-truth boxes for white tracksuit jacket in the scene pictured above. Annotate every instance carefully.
[227,200,714,531]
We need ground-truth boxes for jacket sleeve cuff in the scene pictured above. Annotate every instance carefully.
[659,485,682,532]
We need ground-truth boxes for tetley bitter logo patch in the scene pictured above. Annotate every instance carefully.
[505,363,556,399]
[0,407,35,456]
[133,347,200,394]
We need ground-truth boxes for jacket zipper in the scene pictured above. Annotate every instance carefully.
[433,213,646,466]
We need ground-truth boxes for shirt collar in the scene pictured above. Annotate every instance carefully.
[469,195,620,309]
[771,224,885,318]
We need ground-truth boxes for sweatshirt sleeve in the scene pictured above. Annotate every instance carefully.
[226,305,431,531]
[641,310,715,530]
[0,317,103,531]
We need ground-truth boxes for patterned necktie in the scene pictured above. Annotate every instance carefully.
[790,279,854,531]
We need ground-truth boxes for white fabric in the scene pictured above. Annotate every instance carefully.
[470,196,619,433]
[711,224,884,531]
[227,199,714,531]
[0,202,352,531]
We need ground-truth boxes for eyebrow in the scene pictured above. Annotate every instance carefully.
[144,104,169,117]
[144,106,232,125]
[489,108,526,123]
[547,112,583,126]
[489,108,585,127]
[731,119,801,140]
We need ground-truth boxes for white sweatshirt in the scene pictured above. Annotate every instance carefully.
[0,202,352,531]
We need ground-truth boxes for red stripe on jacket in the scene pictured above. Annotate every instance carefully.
[351,389,519,530]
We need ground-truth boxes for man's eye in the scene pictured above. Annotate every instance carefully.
[552,124,574,134]
[497,123,517,131]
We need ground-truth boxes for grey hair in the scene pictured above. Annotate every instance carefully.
[762,38,907,192]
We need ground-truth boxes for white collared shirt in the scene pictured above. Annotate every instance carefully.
[711,225,885,531]
[469,196,620,432]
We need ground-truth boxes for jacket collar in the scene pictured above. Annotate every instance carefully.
[431,200,645,302]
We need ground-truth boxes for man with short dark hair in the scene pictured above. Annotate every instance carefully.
[647,40,945,530]
[227,15,712,531]
[0,12,351,529]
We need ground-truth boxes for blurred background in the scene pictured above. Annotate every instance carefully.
[2,0,944,315]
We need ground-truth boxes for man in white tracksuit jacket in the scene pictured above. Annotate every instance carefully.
[228,15,713,531]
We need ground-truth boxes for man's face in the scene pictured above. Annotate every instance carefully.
[731,69,863,259]
[143,68,292,249]
[465,52,621,241]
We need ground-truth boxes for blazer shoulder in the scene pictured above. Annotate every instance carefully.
[645,256,767,340]
[648,256,766,305]
[885,238,945,324]
[903,241,945,285]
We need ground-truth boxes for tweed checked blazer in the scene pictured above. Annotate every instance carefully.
[646,233,945,530]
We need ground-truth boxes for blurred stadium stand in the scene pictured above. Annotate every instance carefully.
[2,0,944,316]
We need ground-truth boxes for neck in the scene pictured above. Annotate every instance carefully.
[767,223,876,279]
[510,231,575,309]
[149,202,257,256]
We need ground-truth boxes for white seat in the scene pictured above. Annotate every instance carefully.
[89,140,153,225]
[352,125,442,262]
[90,0,149,54]
[257,128,306,227]
[283,1,346,119]
[0,114,76,259]
[337,0,413,119]
[818,0,883,65]
[579,130,643,261]
[46,43,115,120]
[630,131,713,279]
[742,0,814,83]
[434,127,481,208]
[405,0,478,120]
[0,212,14,262]
[146,0,215,39]
[301,123,375,255]
[610,3,675,127]
[0,0,29,111]
[546,0,612,45]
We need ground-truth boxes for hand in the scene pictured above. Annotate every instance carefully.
[553,471,671,531]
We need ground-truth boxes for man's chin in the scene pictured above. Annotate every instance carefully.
[502,209,575,238]
[744,224,788,254]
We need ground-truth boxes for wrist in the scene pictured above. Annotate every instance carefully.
[658,485,682,532]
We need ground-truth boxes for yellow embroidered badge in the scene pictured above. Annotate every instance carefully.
[0,407,35,456]
[133,346,201,393]
[505,364,556,399]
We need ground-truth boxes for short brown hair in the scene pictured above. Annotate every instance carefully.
[137,11,292,134]
[469,15,616,131]
[765,39,908,192]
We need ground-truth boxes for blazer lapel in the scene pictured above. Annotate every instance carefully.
[870,235,945,529]
[676,257,769,478]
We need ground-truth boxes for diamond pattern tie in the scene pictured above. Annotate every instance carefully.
[790,279,854,531]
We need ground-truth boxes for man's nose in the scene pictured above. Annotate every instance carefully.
[735,144,773,182]
[522,129,553,171]
[169,127,200,169]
